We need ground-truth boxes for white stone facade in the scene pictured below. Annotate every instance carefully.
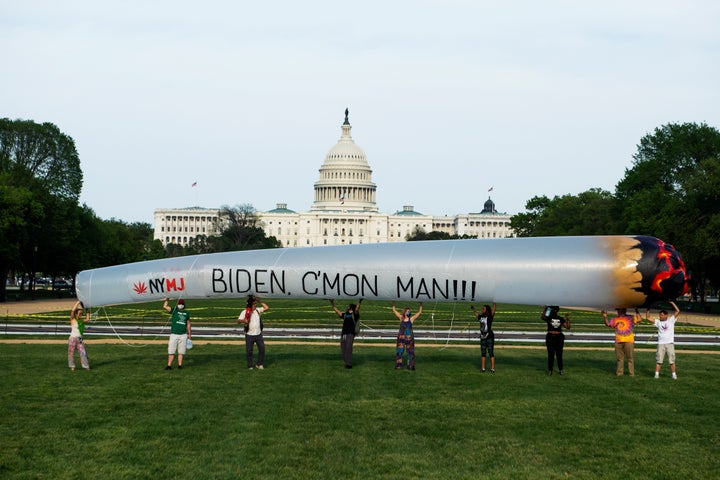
[153,207,222,246]
[153,111,514,247]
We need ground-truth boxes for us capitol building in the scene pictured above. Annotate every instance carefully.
[154,110,514,247]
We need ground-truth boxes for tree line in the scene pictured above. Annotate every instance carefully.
[2,118,718,303]
[0,118,280,301]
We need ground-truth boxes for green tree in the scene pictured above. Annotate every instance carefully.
[0,119,82,301]
[216,204,281,251]
[406,227,456,241]
[510,196,551,237]
[405,227,494,241]
[510,189,617,237]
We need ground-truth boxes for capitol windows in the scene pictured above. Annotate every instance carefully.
[323,228,328,236]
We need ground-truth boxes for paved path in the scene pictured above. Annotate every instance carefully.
[3,322,720,348]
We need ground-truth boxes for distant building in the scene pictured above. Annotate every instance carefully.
[154,207,222,246]
[153,110,513,247]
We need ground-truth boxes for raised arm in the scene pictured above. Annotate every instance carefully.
[670,301,680,319]
[410,302,423,322]
[162,298,172,313]
[70,301,82,319]
[329,299,343,317]
[602,310,611,327]
[356,298,363,314]
[392,302,403,321]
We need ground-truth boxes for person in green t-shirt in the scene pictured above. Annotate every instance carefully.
[163,298,192,370]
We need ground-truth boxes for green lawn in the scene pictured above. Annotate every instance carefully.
[1,341,719,479]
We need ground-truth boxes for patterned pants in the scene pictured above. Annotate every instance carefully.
[68,337,89,370]
[395,333,415,369]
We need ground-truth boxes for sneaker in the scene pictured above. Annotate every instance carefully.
[672,373,677,380]
[345,365,352,369]
[165,366,172,370]
[481,369,486,373]
[558,370,562,376]
[395,365,402,369]
[547,370,553,376]
[408,366,415,371]
[256,365,264,370]
[491,369,495,374]
[654,373,660,379]
[178,365,182,369]
[249,367,254,370]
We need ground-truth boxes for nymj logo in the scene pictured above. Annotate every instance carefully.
[133,277,186,295]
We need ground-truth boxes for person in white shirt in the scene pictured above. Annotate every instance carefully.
[645,301,680,379]
[238,295,269,370]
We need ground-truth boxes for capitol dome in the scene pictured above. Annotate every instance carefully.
[311,109,378,212]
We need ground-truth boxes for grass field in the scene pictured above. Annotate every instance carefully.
[1,339,719,479]
[4,298,717,336]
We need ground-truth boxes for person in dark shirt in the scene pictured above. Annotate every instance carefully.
[330,299,362,368]
[471,303,497,373]
[541,306,570,375]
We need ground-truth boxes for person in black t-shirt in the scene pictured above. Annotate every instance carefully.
[471,303,497,373]
[541,305,570,375]
[330,299,362,368]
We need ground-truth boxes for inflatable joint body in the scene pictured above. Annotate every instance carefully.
[76,235,688,309]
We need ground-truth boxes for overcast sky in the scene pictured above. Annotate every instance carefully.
[2,0,719,225]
